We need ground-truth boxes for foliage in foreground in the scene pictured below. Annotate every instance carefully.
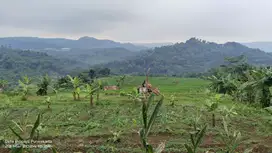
[140,94,165,153]
[185,116,207,153]
[207,55,272,108]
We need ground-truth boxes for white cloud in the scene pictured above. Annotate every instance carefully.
[0,0,271,43]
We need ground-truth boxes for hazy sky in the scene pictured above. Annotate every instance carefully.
[0,0,271,43]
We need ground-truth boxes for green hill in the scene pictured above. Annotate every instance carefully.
[99,38,272,75]
[0,47,88,81]
[44,47,138,65]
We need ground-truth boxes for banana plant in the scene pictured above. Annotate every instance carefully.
[240,69,272,107]
[205,94,221,127]
[140,94,165,153]
[36,74,51,96]
[93,79,104,101]
[219,117,242,153]
[184,116,207,153]
[18,75,31,100]
[67,75,81,101]
[85,84,99,106]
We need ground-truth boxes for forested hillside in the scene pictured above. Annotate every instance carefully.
[0,47,88,81]
[2,38,272,82]
[44,47,138,65]
[99,38,272,75]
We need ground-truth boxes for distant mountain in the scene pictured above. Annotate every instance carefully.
[43,47,139,65]
[99,38,272,75]
[242,42,272,52]
[0,36,147,51]
[0,47,88,81]
[133,42,174,48]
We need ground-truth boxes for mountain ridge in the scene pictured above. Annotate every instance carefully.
[0,36,147,51]
[98,38,272,75]
[242,42,272,52]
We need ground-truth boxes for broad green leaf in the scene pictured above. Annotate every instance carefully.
[52,147,59,153]
[9,127,24,140]
[30,114,40,139]
[147,94,155,110]
[142,102,148,129]
[155,142,165,153]
[140,129,147,148]
[11,120,23,132]
[184,144,194,153]
[11,147,23,153]
[195,125,207,147]
[222,117,229,136]
[146,144,154,153]
[146,96,164,137]
[190,134,195,146]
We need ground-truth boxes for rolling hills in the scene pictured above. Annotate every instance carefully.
[0,47,88,81]
[0,36,147,51]
[99,38,272,75]
[2,37,272,82]
[43,47,138,65]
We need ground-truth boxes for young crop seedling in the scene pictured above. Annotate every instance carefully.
[169,94,178,106]
[205,94,221,127]
[44,96,51,109]
[8,113,58,153]
[107,131,122,143]
[139,94,165,153]
[127,87,143,103]
[8,113,40,152]
[185,115,207,153]
[219,117,242,153]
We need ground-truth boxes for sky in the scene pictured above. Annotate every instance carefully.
[0,0,271,43]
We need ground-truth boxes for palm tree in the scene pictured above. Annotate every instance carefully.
[67,75,81,100]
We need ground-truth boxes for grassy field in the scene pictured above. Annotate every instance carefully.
[0,76,271,153]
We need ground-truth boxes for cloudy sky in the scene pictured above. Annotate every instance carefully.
[0,0,271,43]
